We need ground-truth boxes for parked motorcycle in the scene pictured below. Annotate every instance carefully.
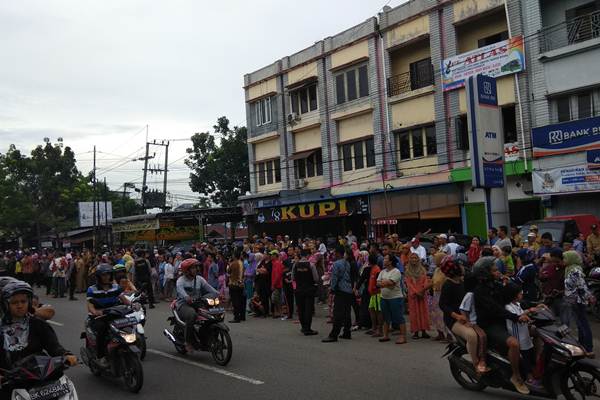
[0,354,78,400]
[163,297,232,366]
[80,305,144,393]
[587,267,600,322]
[125,291,147,360]
[444,307,600,399]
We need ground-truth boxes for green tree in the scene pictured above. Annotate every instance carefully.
[185,117,249,207]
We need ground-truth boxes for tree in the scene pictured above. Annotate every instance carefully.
[185,117,250,207]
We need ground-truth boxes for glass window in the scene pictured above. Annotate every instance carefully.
[502,105,518,143]
[342,143,353,171]
[316,149,323,176]
[255,102,262,126]
[399,132,411,160]
[306,153,315,178]
[410,58,433,90]
[274,159,281,183]
[297,158,306,179]
[557,97,571,122]
[266,161,274,184]
[308,85,318,111]
[336,74,345,104]
[300,89,308,114]
[353,141,364,169]
[290,92,299,114]
[578,93,593,119]
[425,126,437,155]
[264,98,271,123]
[477,31,509,48]
[346,69,357,101]
[358,65,369,98]
[412,129,424,158]
[456,115,469,150]
[365,138,375,167]
[258,162,266,186]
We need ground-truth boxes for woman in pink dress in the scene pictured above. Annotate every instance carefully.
[405,252,431,339]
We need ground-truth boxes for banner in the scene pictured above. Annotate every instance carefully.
[588,149,600,170]
[112,220,160,233]
[533,164,600,195]
[441,36,525,92]
[256,197,369,223]
[78,202,113,227]
[504,142,520,162]
[532,116,600,157]
[466,75,505,188]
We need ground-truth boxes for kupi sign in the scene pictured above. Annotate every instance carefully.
[532,115,600,157]
[441,36,525,92]
[256,197,369,223]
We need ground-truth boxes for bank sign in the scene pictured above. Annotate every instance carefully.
[256,197,368,223]
[466,75,505,188]
[441,36,525,91]
[532,116,600,157]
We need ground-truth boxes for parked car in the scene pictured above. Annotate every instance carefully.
[543,214,599,237]
[520,214,599,245]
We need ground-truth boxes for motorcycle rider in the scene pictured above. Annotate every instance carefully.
[114,263,137,294]
[175,258,218,353]
[472,257,530,395]
[0,281,77,399]
[132,250,155,309]
[86,263,130,368]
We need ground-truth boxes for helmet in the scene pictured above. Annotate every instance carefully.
[95,263,114,278]
[1,281,33,315]
[113,263,126,273]
[0,277,19,292]
[590,267,600,280]
[180,258,199,275]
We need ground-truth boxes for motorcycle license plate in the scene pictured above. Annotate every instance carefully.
[28,382,70,400]
[112,317,138,328]
[209,307,225,314]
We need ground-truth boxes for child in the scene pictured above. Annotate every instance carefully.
[163,256,175,300]
[460,274,489,374]
[250,293,265,317]
[501,246,515,276]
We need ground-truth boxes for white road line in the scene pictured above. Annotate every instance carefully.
[46,320,64,327]
[146,349,264,385]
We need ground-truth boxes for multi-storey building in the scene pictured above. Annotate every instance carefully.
[240,0,600,240]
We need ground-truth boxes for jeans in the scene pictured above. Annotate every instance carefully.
[550,297,572,327]
[244,278,254,308]
[295,288,316,332]
[229,286,246,322]
[90,318,109,358]
[177,304,198,347]
[328,292,353,338]
[283,284,294,318]
[573,302,593,352]
[53,277,65,297]
[136,279,155,306]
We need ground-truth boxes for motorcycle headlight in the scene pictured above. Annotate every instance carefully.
[133,303,141,312]
[563,343,585,357]
[120,332,137,344]
[206,298,219,306]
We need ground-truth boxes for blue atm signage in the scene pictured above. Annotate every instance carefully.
[532,116,600,158]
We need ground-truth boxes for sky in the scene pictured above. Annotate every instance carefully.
[0,0,406,206]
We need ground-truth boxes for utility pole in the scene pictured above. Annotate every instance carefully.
[380,167,391,236]
[140,140,169,212]
[92,146,97,251]
[163,141,169,212]
[104,177,109,248]
[141,142,150,213]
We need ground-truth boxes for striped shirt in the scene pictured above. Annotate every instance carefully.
[87,283,123,309]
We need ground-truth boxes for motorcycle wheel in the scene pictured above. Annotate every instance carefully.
[561,363,600,400]
[449,347,487,392]
[138,334,147,361]
[210,328,232,366]
[121,352,144,393]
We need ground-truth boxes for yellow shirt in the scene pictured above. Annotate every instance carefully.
[588,233,600,255]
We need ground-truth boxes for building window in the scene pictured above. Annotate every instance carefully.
[409,58,434,90]
[566,2,600,45]
[456,115,469,151]
[502,105,518,143]
[396,125,436,161]
[578,93,594,119]
[335,64,369,105]
[294,149,323,179]
[556,96,571,123]
[478,31,509,48]
[254,97,272,126]
[340,139,374,171]
[256,159,281,186]
[290,83,318,115]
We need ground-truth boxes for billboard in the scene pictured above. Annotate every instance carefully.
[532,116,600,157]
[466,75,505,188]
[533,164,600,195]
[256,196,369,224]
[441,36,525,92]
[78,202,113,227]
[588,149,600,170]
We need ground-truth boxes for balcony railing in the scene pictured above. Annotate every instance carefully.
[387,65,434,97]
[540,10,600,53]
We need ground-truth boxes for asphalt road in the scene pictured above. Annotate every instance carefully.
[38,292,599,400]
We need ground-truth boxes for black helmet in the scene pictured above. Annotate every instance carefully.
[0,277,19,292]
[95,263,114,279]
[1,281,33,316]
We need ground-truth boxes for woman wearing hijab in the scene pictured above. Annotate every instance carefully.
[405,253,431,339]
[467,237,483,266]
[244,252,258,312]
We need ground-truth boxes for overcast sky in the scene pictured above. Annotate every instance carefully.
[0,0,405,206]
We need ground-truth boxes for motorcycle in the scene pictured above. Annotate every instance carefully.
[0,354,78,400]
[163,297,232,366]
[444,307,600,399]
[80,305,144,393]
[585,269,600,322]
[124,292,147,360]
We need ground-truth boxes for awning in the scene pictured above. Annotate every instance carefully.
[420,205,460,220]
[288,149,316,161]
[370,185,461,220]
[286,76,318,91]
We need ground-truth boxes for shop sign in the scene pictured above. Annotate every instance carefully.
[588,149,600,170]
[532,116,600,157]
[466,74,505,188]
[372,219,398,225]
[504,143,519,162]
[112,220,159,233]
[78,202,113,227]
[533,164,600,195]
[40,241,53,248]
[441,36,525,92]
[256,197,369,223]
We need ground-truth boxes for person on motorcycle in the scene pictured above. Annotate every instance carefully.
[86,263,130,368]
[176,258,218,353]
[0,281,76,398]
[132,250,155,309]
[114,263,137,294]
[472,257,530,395]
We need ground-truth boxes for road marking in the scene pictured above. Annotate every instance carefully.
[47,320,64,327]
[147,349,264,385]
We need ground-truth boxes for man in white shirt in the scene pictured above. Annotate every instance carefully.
[409,238,427,261]
[445,235,460,256]
[345,230,357,246]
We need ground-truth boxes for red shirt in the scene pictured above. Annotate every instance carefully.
[368,265,381,296]
[271,259,284,290]
[539,261,565,298]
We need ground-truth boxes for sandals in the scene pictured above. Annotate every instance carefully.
[395,336,407,345]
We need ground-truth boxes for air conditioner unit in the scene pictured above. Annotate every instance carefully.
[287,112,300,124]
[294,179,308,188]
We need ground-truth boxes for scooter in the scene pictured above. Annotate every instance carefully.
[163,297,233,366]
[125,292,147,360]
[1,354,78,400]
[80,305,144,393]
[444,307,600,399]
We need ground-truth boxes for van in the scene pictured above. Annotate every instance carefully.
[519,214,599,244]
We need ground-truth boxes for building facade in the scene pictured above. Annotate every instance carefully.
[240,0,600,240]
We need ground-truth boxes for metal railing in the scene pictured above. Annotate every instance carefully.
[540,10,600,53]
[387,64,434,97]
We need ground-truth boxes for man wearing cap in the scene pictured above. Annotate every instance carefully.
[587,224,600,260]
[409,238,426,261]
[437,234,449,253]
